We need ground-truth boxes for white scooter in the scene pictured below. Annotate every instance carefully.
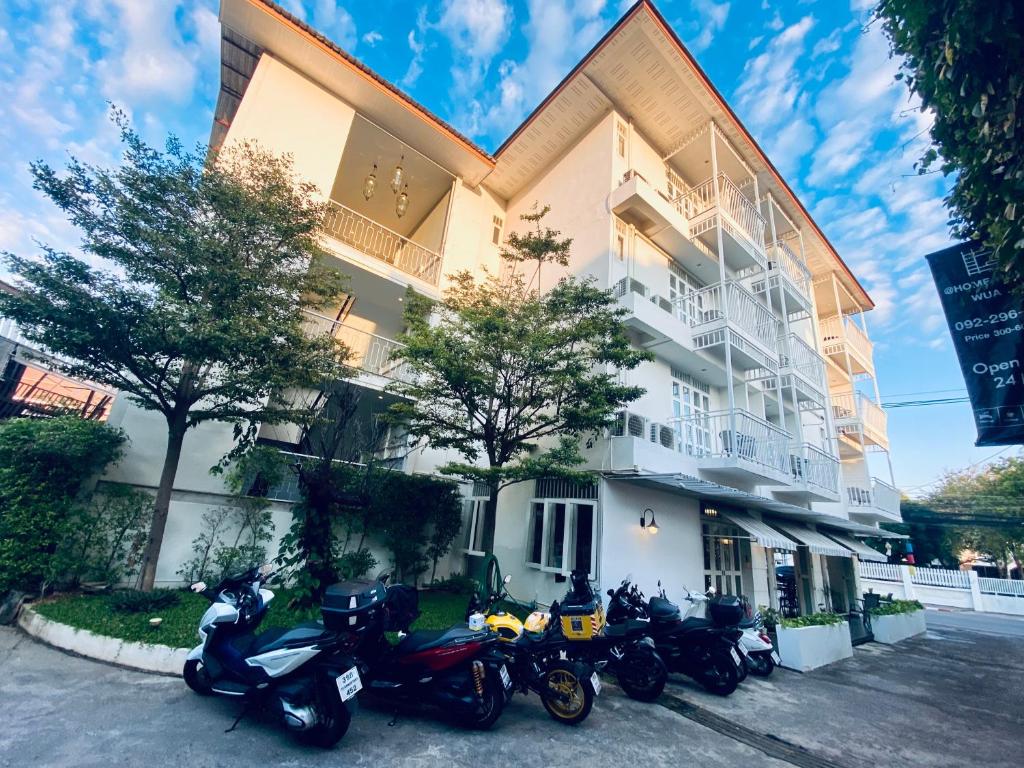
[681,587,778,678]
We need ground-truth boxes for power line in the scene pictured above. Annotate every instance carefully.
[883,397,970,409]
[881,387,967,398]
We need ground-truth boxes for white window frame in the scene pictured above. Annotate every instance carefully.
[461,496,489,556]
[525,498,597,577]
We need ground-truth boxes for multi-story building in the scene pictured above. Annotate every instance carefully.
[106,0,901,617]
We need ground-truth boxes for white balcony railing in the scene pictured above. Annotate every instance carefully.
[678,174,767,256]
[820,315,874,369]
[847,477,901,518]
[768,240,811,296]
[683,281,778,353]
[790,442,840,495]
[322,201,442,286]
[832,391,888,446]
[302,310,412,383]
[779,333,826,390]
[671,408,791,476]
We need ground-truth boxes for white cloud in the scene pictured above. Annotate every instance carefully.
[687,0,731,53]
[811,29,841,58]
[362,30,383,46]
[735,15,815,132]
[437,0,513,95]
[402,11,428,88]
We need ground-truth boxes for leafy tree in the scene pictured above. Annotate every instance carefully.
[0,417,125,593]
[390,206,650,552]
[0,113,347,590]
[877,0,1024,275]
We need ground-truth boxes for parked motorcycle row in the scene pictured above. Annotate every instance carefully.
[182,566,781,748]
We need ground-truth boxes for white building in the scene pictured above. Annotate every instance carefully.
[105,0,900,618]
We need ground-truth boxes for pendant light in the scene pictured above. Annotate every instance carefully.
[390,155,405,194]
[395,184,410,219]
[362,162,377,200]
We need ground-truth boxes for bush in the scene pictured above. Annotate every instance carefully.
[870,599,924,616]
[0,417,125,593]
[758,606,781,632]
[109,589,181,614]
[780,611,846,629]
[430,573,479,595]
[337,548,376,581]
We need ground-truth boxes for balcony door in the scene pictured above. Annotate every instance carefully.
[702,521,744,597]
[672,378,710,456]
[668,262,703,325]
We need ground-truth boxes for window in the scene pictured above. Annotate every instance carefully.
[614,218,628,262]
[492,216,503,245]
[702,520,744,596]
[616,121,627,158]
[667,261,703,324]
[672,376,710,457]
[461,497,489,555]
[526,500,597,575]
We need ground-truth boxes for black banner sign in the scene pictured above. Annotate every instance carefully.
[926,242,1024,446]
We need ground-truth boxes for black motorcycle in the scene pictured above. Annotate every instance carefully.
[606,580,744,696]
[183,567,358,748]
[331,575,513,729]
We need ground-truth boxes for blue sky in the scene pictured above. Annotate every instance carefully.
[0,0,1011,493]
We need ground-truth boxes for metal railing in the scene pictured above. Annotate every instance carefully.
[790,442,840,494]
[979,577,1024,598]
[831,392,888,444]
[0,378,112,421]
[322,201,442,286]
[768,240,811,293]
[302,310,412,383]
[859,561,902,582]
[820,315,874,368]
[683,281,778,352]
[911,567,971,589]
[870,477,900,516]
[677,174,766,254]
[779,333,826,389]
[671,408,791,475]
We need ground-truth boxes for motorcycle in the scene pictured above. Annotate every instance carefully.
[517,570,668,703]
[606,579,744,696]
[679,587,749,682]
[335,574,513,730]
[737,609,779,677]
[466,574,599,724]
[184,566,359,748]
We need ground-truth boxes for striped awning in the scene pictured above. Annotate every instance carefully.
[821,532,888,562]
[768,521,853,558]
[720,512,798,552]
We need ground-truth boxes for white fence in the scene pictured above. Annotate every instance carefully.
[860,562,1024,616]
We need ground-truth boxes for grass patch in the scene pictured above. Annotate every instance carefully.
[31,587,498,649]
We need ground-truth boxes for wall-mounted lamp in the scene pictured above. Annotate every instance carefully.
[640,507,659,535]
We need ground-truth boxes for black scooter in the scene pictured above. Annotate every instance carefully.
[606,580,744,696]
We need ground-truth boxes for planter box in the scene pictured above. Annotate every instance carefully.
[776,620,853,672]
[871,609,926,644]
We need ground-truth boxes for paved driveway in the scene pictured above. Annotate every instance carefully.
[1,609,1021,767]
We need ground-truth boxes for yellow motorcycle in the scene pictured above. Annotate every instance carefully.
[466,576,599,724]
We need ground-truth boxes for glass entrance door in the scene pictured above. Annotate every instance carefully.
[702,522,744,596]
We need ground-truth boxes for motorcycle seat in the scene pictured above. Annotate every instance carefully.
[246,622,334,656]
[737,617,758,630]
[678,617,714,634]
[604,619,649,637]
[396,626,489,655]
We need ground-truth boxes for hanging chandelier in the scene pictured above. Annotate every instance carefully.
[395,183,410,218]
[362,162,377,200]
[390,155,405,194]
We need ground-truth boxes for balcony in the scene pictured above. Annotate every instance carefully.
[678,174,767,272]
[748,240,813,320]
[831,392,889,452]
[302,310,412,385]
[686,281,779,374]
[820,315,874,376]
[609,171,694,260]
[778,333,826,408]
[672,408,792,485]
[322,202,443,287]
[847,477,902,523]
[778,443,841,502]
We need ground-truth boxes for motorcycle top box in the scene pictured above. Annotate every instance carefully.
[559,594,606,640]
[707,595,744,626]
[322,580,386,632]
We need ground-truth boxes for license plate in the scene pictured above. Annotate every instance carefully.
[590,671,602,696]
[499,664,512,689]
[729,647,741,666]
[335,667,362,702]
[738,644,749,656]
[771,651,781,665]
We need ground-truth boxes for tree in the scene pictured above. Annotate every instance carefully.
[389,206,650,552]
[877,0,1024,277]
[0,113,347,590]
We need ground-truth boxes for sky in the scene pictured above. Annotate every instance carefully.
[0,0,1013,495]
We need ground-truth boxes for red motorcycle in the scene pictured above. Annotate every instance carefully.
[325,575,513,729]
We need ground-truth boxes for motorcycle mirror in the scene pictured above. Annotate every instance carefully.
[503,574,512,585]
[191,581,207,593]
[607,588,615,597]
[258,562,273,576]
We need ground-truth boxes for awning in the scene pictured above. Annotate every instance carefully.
[821,532,888,562]
[767,521,853,558]
[821,518,910,539]
[720,512,798,552]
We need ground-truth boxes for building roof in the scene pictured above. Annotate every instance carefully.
[217,0,873,309]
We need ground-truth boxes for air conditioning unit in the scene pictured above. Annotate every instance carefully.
[611,410,646,438]
[650,422,675,450]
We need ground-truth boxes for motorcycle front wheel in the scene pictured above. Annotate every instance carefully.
[541,661,594,725]
[454,668,505,730]
[617,650,667,702]
[746,652,775,677]
[183,659,213,696]
[699,650,739,696]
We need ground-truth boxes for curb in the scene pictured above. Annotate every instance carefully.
[17,606,189,676]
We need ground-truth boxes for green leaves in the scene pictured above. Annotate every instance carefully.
[390,205,650,492]
[878,0,1024,275]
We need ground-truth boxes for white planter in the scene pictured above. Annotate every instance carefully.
[18,607,188,676]
[871,609,926,644]
[776,620,853,672]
